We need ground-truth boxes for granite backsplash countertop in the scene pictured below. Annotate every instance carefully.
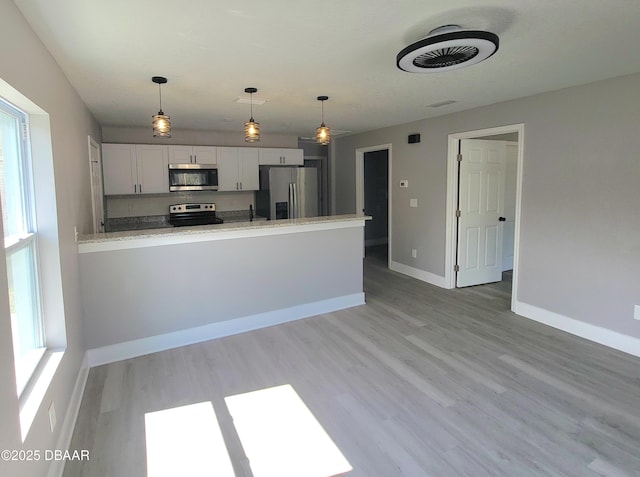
[105,210,265,232]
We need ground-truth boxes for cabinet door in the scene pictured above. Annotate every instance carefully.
[258,148,284,165]
[102,144,136,195]
[135,145,169,194]
[238,147,260,190]
[192,146,217,164]
[282,148,303,165]
[216,147,240,191]
[168,145,193,164]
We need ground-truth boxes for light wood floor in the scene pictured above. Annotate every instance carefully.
[64,255,640,476]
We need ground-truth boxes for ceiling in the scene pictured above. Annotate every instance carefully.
[13,0,640,139]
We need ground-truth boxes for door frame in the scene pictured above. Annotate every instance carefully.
[445,124,524,310]
[303,155,328,216]
[355,143,392,266]
[87,135,105,233]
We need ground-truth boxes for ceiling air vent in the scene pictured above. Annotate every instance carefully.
[397,25,499,73]
[428,100,457,108]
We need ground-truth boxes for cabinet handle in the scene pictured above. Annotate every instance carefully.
[240,182,243,190]
[134,184,137,193]
[139,184,142,193]
[193,155,197,163]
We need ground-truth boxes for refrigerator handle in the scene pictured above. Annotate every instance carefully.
[288,182,293,219]
[293,182,298,218]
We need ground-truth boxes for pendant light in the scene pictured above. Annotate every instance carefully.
[151,76,171,138]
[316,95,330,145]
[244,87,260,142]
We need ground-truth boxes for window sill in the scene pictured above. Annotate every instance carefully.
[18,349,64,442]
[15,346,47,397]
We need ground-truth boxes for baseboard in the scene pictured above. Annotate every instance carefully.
[514,301,640,358]
[46,353,90,477]
[389,260,447,288]
[87,293,365,367]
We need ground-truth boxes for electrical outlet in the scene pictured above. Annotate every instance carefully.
[634,305,640,320]
[411,249,417,258]
[410,198,418,208]
[48,402,56,432]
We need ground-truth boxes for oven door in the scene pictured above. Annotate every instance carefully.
[169,164,218,191]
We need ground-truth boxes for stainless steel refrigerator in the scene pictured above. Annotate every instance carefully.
[256,166,318,219]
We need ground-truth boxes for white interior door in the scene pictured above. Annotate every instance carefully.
[88,136,105,233]
[457,139,507,287]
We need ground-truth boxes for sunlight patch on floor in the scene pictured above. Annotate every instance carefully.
[225,384,352,477]
[145,401,234,477]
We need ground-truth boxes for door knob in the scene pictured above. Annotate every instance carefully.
[499,217,506,222]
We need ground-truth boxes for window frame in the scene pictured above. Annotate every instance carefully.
[0,97,47,396]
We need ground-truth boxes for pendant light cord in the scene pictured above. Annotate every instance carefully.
[250,91,254,121]
[158,83,163,113]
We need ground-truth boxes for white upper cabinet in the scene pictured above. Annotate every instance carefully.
[258,148,303,165]
[135,145,169,194]
[102,144,136,195]
[217,147,259,191]
[238,148,260,191]
[102,144,168,195]
[168,145,217,164]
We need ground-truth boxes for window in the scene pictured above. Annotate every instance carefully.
[0,98,46,395]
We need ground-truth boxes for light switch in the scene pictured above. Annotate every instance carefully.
[410,198,418,208]
[399,180,408,188]
[634,305,640,320]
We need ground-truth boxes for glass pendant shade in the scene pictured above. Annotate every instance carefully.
[151,76,171,138]
[316,123,330,145]
[244,87,260,142]
[153,111,171,138]
[244,118,260,142]
[316,96,330,145]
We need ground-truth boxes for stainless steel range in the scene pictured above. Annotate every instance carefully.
[169,203,224,227]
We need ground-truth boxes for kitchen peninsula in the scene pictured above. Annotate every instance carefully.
[78,215,368,366]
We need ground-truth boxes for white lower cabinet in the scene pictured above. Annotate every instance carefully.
[102,143,168,195]
[217,147,260,191]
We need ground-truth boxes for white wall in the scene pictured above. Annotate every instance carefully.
[0,1,100,476]
[334,73,640,342]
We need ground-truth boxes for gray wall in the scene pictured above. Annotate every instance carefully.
[334,73,640,340]
[0,2,101,476]
[80,227,363,349]
[102,126,298,148]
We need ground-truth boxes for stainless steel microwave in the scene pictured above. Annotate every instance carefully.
[168,163,219,191]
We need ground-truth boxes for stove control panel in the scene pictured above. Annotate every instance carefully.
[170,203,216,213]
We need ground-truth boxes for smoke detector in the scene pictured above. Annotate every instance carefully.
[397,25,499,73]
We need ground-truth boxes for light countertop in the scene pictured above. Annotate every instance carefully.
[78,215,370,253]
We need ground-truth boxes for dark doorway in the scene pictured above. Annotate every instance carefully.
[363,149,389,262]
